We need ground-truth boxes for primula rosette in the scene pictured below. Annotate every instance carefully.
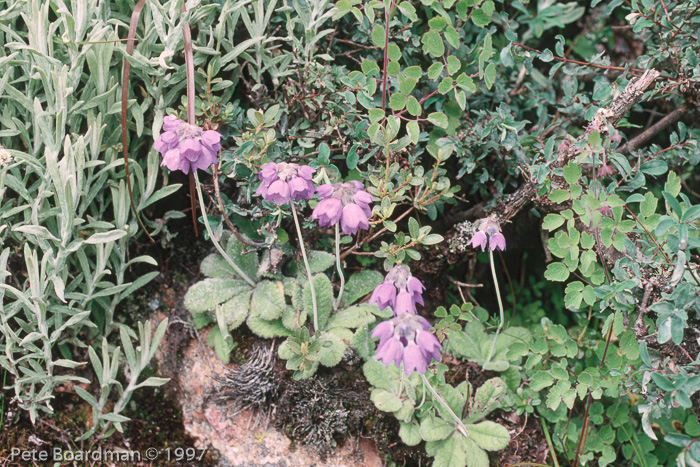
[369,265,425,315]
[154,115,221,174]
[311,181,373,235]
[471,216,506,252]
[372,313,441,376]
[256,162,316,206]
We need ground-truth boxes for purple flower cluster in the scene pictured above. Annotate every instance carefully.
[312,181,373,235]
[471,217,506,252]
[369,265,440,375]
[256,162,316,206]
[372,313,441,376]
[369,265,425,314]
[154,115,221,174]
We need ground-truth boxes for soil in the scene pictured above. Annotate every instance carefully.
[493,411,551,466]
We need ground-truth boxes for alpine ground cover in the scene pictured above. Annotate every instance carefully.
[2,0,700,466]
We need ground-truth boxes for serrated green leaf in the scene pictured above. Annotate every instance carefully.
[304,273,333,329]
[246,315,293,338]
[389,93,406,110]
[220,290,252,329]
[225,236,260,281]
[445,26,460,49]
[282,305,306,330]
[530,371,555,391]
[549,190,571,203]
[184,279,251,312]
[306,250,335,273]
[544,262,570,281]
[467,421,510,450]
[251,280,286,320]
[399,77,417,95]
[399,422,422,446]
[363,359,393,390]
[433,436,469,467]
[542,214,565,231]
[371,388,402,412]
[407,96,422,116]
[420,416,454,441]
[483,63,496,89]
[564,162,582,185]
[404,66,422,80]
[326,304,376,329]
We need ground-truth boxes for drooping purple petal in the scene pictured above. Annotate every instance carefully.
[369,282,397,311]
[289,176,310,201]
[371,321,394,342]
[490,233,506,251]
[340,203,370,235]
[155,117,222,174]
[316,183,334,198]
[153,135,167,153]
[179,139,202,162]
[311,197,343,227]
[161,148,186,173]
[297,165,316,180]
[471,231,488,251]
[416,330,441,356]
[266,180,291,205]
[394,290,416,315]
[402,345,428,376]
[201,130,221,151]
[354,190,373,206]
[259,162,278,182]
[375,338,403,366]
[190,148,216,171]
[162,115,183,132]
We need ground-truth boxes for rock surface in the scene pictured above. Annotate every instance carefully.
[166,325,383,467]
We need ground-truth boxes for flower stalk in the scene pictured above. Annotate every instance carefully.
[193,171,256,288]
[420,373,469,439]
[333,223,345,310]
[290,202,319,332]
[486,249,505,362]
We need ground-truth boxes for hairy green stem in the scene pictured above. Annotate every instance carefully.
[290,202,319,332]
[333,223,345,310]
[420,373,469,439]
[193,171,256,287]
[486,249,505,362]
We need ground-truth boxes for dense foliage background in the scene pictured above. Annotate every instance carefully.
[1,0,700,465]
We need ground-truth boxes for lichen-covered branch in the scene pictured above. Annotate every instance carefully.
[448,69,661,253]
